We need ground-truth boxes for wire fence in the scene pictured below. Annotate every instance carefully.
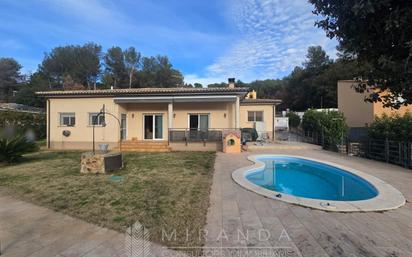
[276,129,412,169]
[347,138,412,168]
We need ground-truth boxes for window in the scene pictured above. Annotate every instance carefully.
[59,113,75,126]
[89,113,105,126]
[247,111,263,122]
[189,114,209,131]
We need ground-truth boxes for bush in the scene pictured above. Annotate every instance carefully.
[0,111,46,139]
[0,135,39,163]
[286,112,301,128]
[302,109,348,148]
[368,113,412,141]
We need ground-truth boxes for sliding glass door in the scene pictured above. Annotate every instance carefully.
[189,114,209,131]
[144,114,163,140]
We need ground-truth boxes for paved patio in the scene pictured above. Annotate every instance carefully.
[0,191,182,257]
[205,147,412,257]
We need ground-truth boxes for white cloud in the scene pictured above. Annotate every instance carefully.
[192,0,338,83]
[184,74,227,86]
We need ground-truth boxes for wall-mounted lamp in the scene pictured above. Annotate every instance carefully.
[131,113,135,118]
[173,113,176,118]
[224,113,227,118]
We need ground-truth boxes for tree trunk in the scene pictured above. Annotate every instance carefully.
[129,68,134,89]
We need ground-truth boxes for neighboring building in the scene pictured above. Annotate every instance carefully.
[0,103,44,114]
[338,80,412,128]
[338,80,412,140]
[37,80,281,151]
[274,117,288,131]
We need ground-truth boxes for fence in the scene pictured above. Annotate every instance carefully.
[348,138,412,168]
[169,128,223,143]
[276,129,324,146]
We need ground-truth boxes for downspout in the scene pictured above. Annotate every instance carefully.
[47,99,51,149]
[272,104,275,141]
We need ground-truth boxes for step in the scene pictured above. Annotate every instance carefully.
[121,141,168,145]
[120,146,170,149]
[116,148,171,152]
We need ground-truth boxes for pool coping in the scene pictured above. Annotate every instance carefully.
[232,154,406,212]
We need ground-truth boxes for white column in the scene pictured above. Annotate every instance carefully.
[235,97,240,129]
[168,102,173,129]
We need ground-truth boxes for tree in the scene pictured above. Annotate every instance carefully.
[39,43,102,89]
[193,83,203,88]
[303,46,331,71]
[310,0,412,108]
[103,47,127,88]
[0,58,22,101]
[286,112,301,128]
[138,55,183,88]
[124,47,141,88]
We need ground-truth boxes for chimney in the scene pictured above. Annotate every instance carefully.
[228,78,235,88]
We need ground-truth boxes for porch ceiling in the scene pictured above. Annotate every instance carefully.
[113,95,238,104]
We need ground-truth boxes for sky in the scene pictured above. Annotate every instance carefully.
[0,0,338,85]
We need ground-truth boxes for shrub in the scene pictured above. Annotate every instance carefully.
[302,109,348,148]
[368,113,412,141]
[0,135,39,163]
[286,112,301,128]
[0,111,46,139]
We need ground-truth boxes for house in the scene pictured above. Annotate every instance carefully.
[338,80,412,139]
[36,79,281,152]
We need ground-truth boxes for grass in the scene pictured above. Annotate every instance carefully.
[0,150,216,249]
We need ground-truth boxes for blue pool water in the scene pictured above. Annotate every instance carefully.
[246,157,378,201]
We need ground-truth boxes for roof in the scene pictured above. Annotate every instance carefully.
[35,87,250,97]
[0,103,45,114]
[240,98,282,105]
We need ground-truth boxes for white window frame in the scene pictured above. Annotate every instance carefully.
[59,112,75,127]
[88,113,105,126]
[143,114,164,140]
[247,111,264,122]
[120,113,127,140]
[188,113,210,130]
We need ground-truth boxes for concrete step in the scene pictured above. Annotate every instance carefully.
[120,141,168,145]
[115,148,171,152]
[120,146,170,149]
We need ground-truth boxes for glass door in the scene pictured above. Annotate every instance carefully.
[120,114,127,140]
[144,114,163,140]
[188,114,209,140]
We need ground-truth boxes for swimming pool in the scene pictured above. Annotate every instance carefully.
[246,156,378,201]
[232,155,405,212]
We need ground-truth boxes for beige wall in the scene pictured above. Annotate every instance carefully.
[239,104,274,139]
[48,97,123,150]
[173,102,236,129]
[338,80,374,127]
[373,99,412,118]
[47,97,238,149]
[121,103,169,140]
[338,80,412,128]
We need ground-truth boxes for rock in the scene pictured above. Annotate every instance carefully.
[80,152,123,174]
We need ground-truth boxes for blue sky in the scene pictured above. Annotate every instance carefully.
[0,0,337,85]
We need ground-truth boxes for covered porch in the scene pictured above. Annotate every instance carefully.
[114,95,241,151]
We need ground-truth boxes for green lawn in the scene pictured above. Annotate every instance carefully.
[0,151,215,249]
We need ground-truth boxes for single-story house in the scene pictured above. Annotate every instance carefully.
[36,80,281,152]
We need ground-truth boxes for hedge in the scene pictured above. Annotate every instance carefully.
[286,112,301,128]
[368,113,412,142]
[0,111,46,139]
[302,109,347,148]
